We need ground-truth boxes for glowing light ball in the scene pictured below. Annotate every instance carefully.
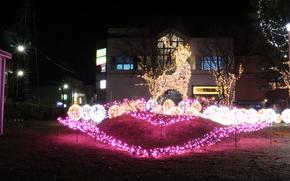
[244,109,258,124]
[282,109,290,123]
[80,104,92,121]
[152,105,163,114]
[68,104,82,121]
[191,101,202,112]
[230,108,245,125]
[202,105,219,121]
[89,104,106,124]
[163,99,175,110]
[185,107,200,116]
[258,109,277,123]
[178,100,190,112]
[217,107,232,125]
[146,99,158,111]
[169,106,182,115]
[108,105,124,119]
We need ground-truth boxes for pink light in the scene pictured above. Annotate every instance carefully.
[57,117,270,159]
[128,111,199,126]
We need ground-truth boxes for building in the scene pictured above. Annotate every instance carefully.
[95,28,269,106]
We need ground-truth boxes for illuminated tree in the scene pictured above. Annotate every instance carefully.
[201,39,243,106]
[255,0,290,56]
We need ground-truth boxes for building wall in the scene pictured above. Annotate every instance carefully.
[96,30,234,102]
[235,56,268,107]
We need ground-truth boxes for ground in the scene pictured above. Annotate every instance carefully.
[1,120,290,181]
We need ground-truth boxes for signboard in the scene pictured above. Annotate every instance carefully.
[96,48,106,65]
[193,86,219,95]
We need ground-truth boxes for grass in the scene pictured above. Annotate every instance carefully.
[0,120,290,181]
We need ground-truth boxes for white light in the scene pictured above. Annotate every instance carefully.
[282,109,290,123]
[63,84,69,89]
[17,70,24,77]
[89,104,106,124]
[286,23,290,31]
[80,105,92,121]
[100,80,106,89]
[17,45,25,52]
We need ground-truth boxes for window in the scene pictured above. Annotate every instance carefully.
[115,56,134,70]
[101,64,106,72]
[100,80,106,89]
[201,56,224,70]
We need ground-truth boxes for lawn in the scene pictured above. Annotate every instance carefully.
[1,120,290,180]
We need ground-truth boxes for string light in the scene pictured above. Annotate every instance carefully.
[80,104,92,121]
[67,104,82,121]
[142,38,192,99]
[89,105,107,124]
[212,64,243,106]
[257,0,288,55]
[58,117,270,158]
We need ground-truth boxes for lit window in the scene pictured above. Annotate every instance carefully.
[115,56,134,70]
[101,64,106,72]
[63,94,67,100]
[201,56,224,70]
[100,80,106,89]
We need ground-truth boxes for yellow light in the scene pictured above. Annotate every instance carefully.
[142,42,192,99]
[193,86,219,95]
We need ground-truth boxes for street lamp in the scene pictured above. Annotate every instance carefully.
[63,84,69,89]
[17,45,25,53]
[17,70,24,77]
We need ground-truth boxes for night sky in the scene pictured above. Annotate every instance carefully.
[0,0,253,86]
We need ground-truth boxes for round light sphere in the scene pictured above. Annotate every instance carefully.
[191,101,202,112]
[108,105,123,119]
[163,99,175,110]
[202,105,219,121]
[68,104,82,121]
[146,99,158,111]
[80,104,92,121]
[89,104,106,124]
[178,100,190,112]
[245,108,259,124]
[282,109,290,123]
[258,109,277,123]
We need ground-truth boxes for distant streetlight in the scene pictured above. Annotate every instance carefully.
[17,70,24,77]
[17,45,25,53]
[63,84,69,89]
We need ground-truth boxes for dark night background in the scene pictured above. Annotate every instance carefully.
[0,0,252,86]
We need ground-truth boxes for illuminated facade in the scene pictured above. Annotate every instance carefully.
[95,28,266,106]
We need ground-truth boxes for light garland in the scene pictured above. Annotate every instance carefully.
[128,111,199,126]
[212,64,244,106]
[58,117,270,158]
[142,41,192,99]
[257,0,289,55]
